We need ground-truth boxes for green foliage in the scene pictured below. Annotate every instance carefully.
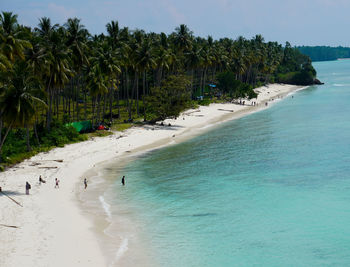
[276,70,314,85]
[111,123,133,132]
[0,11,320,166]
[196,99,211,106]
[216,71,257,99]
[0,121,87,164]
[146,74,191,121]
[297,46,350,62]
[217,71,241,95]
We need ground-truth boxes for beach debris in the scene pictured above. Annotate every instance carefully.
[29,162,41,166]
[0,191,23,207]
[28,159,63,163]
[38,166,58,169]
[218,109,234,112]
[0,223,20,229]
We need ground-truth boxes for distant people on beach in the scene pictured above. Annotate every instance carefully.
[84,178,87,189]
[54,178,60,189]
[39,175,46,185]
[25,181,31,195]
[121,176,125,186]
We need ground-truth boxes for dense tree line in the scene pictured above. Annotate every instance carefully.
[0,11,316,164]
[298,46,350,62]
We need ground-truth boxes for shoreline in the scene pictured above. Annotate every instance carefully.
[0,84,307,267]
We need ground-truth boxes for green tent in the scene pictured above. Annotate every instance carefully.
[65,121,92,133]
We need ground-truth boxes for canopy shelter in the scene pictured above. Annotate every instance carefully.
[65,121,92,133]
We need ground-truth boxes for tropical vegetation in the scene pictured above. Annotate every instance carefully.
[0,11,317,167]
[298,46,350,62]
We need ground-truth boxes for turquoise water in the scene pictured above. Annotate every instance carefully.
[107,60,350,266]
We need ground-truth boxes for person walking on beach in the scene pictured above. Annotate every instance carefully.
[39,175,46,185]
[84,178,87,189]
[25,181,31,195]
[54,178,60,189]
[121,176,125,186]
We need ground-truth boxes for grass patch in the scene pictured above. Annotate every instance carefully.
[85,130,113,138]
[111,123,133,132]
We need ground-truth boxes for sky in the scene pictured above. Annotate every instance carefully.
[1,0,350,46]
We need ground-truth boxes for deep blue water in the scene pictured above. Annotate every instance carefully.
[106,60,350,266]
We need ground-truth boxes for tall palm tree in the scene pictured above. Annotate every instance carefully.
[35,23,72,130]
[185,42,202,94]
[0,11,32,62]
[0,62,46,158]
[173,24,193,53]
[65,18,89,121]
[135,36,155,121]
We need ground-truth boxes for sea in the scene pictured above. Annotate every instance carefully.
[88,59,350,266]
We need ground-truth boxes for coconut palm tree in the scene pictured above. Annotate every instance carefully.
[0,61,46,158]
[135,36,156,121]
[0,12,32,62]
[65,17,89,121]
[35,23,72,130]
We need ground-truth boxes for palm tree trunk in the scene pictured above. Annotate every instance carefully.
[96,95,101,124]
[84,88,87,121]
[135,71,139,116]
[143,70,146,121]
[102,94,107,122]
[92,97,96,126]
[126,72,132,120]
[109,83,114,123]
[26,124,32,152]
[76,79,80,121]
[33,122,40,147]
[0,122,13,163]
[0,118,2,147]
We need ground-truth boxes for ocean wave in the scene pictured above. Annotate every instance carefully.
[99,195,112,220]
[333,83,349,87]
[109,238,129,267]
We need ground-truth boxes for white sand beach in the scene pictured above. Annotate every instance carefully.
[0,84,305,267]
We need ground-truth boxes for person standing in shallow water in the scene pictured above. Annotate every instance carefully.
[84,178,87,189]
[121,176,125,186]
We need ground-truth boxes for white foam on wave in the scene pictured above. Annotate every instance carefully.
[99,195,112,220]
[285,86,309,98]
[333,83,348,87]
[109,238,129,267]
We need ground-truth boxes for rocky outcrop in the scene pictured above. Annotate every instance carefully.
[313,78,324,85]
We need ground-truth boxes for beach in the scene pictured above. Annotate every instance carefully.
[0,84,304,267]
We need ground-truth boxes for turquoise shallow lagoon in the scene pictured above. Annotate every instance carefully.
[104,60,350,266]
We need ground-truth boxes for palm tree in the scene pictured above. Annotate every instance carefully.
[135,36,156,121]
[154,32,172,86]
[0,12,32,62]
[97,41,121,121]
[0,62,46,158]
[185,42,202,94]
[65,18,89,121]
[173,24,193,53]
[35,23,72,130]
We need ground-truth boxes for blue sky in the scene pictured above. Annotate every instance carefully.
[2,0,350,46]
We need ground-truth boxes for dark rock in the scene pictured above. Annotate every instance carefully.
[313,78,324,85]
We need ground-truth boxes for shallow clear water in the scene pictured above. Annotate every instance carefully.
[105,60,350,266]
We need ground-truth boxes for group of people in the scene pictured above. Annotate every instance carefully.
[25,175,59,195]
[24,175,126,195]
